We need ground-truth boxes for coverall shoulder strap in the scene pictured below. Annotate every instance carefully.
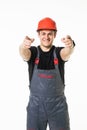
[53,48,59,65]
[36,46,40,58]
[53,47,57,58]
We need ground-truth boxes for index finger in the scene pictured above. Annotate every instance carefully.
[25,36,35,42]
[66,35,71,39]
[25,36,31,40]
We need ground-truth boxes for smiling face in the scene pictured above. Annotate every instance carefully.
[38,30,57,51]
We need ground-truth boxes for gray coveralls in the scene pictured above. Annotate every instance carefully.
[26,48,70,130]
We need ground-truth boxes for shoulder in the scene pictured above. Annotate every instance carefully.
[55,46,64,53]
[30,46,37,52]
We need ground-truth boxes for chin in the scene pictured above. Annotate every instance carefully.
[44,44,52,48]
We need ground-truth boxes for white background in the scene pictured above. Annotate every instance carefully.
[0,0,87,130]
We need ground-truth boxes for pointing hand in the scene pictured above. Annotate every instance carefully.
[61,35,73,48]
[22,36,35,49]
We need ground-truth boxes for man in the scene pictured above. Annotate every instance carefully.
[19,17,75,130]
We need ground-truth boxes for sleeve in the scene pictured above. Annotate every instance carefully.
[56,47,66,63]
[27,46,37,63]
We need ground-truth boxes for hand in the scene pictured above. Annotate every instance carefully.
[22,36,35,49]
[61,35,73,48]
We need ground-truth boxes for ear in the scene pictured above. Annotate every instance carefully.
[54,32,57,38]
[37,31,40,38]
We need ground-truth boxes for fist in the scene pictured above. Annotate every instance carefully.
[61,35,73,48]
[22,36,35,49]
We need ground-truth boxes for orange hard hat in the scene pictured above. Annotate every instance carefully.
[37,17,57,31]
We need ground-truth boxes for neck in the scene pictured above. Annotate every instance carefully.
[40,45,52,52]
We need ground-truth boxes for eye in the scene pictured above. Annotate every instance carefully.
[42,32,46,35]
[48,33,53,36]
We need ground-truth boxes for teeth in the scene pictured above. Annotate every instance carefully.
[43,39,49,42]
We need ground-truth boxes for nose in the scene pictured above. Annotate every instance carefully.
[45,34,49,39]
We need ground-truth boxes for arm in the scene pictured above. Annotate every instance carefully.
[19,36,34,61]
[60,35,75,61]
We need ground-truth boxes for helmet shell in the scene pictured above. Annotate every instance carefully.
[37,17,57,31]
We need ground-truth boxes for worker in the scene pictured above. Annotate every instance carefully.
[19,17,75,130]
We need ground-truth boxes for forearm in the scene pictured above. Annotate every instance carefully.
[60,46,74,61]
[60,40,75,61]
[19,44,31,61]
